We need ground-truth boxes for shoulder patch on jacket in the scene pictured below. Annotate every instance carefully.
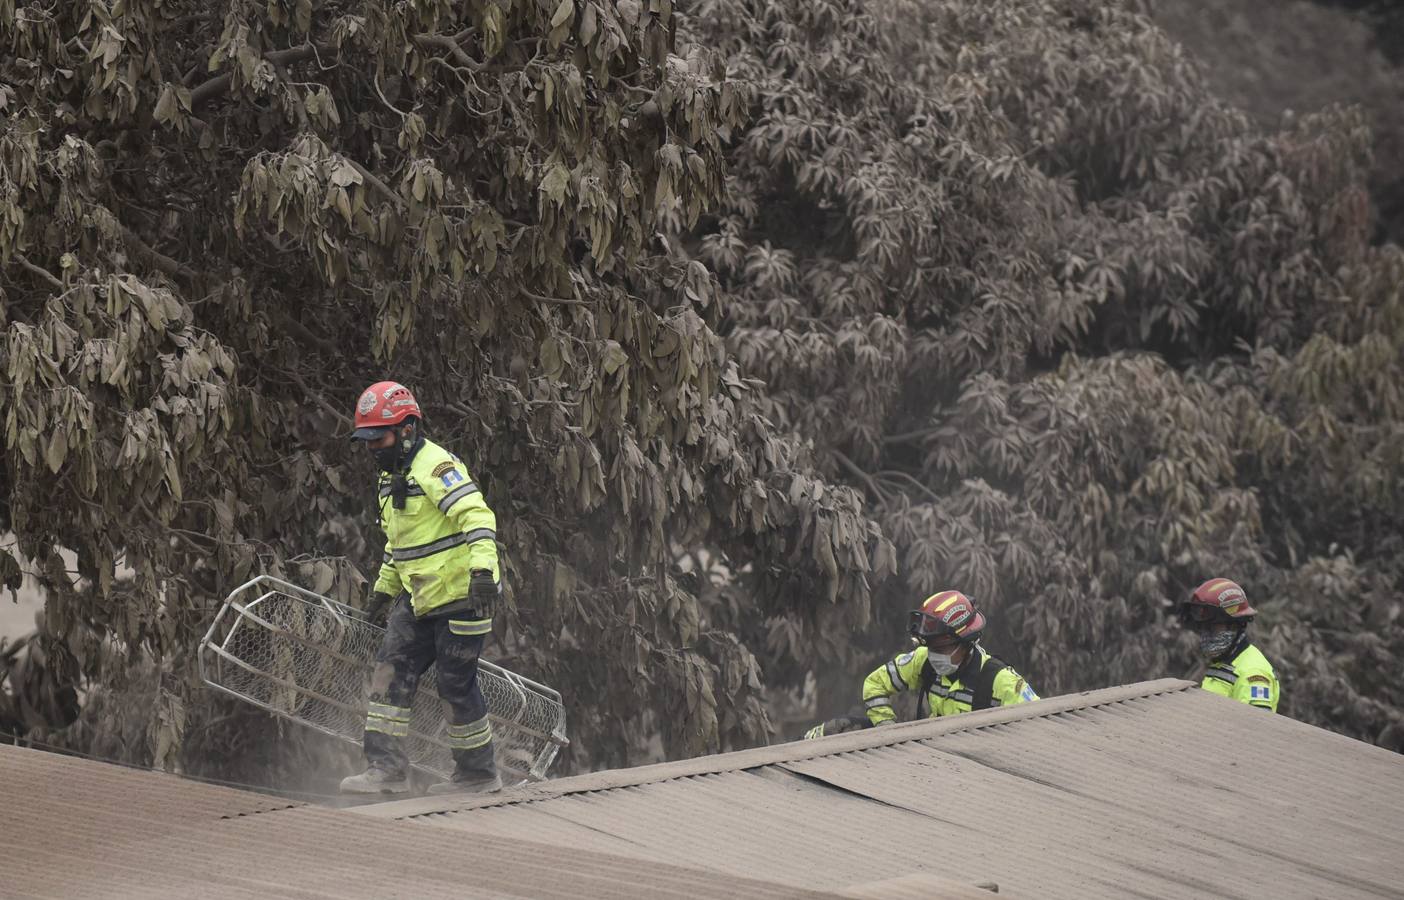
[432,461,456,478]
[1247,674,1272,684]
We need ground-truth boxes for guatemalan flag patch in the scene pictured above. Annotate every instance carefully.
[432,460,466,488]
[1249,684,1272,701]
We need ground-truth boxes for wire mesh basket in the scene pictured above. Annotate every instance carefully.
[198,575,567,783]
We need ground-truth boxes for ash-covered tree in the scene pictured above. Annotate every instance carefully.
[0,0,891,778]
[684,0,1403,748]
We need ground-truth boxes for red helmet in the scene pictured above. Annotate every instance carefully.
[1180,578,1257,628]
[351,381,421,440]
[909,590,986,644]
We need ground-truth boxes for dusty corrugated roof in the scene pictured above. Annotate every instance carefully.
[838,874,1009,899]
[0,741,903,899]
[361,679,1404,899]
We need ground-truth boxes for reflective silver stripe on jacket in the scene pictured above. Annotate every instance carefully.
[389,528,496,562]
[391,533,469,562]
[378,483,426,499]
[381,551,392,565]
[438,481,481,512]
[865,695,894,710]
[463,526,496,545]
[1206,667,1237,685]
[886,660,907,690]
[927,683,973,705]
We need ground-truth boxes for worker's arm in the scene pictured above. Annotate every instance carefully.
[372,539,403,596]
[1234,673,1279,712]
[423,460,500,579]
[862,648,926,725]
[992,667,1040,706]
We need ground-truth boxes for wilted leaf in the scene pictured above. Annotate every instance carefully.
[600,340,628,375]
[45,428,68,474]
[539,163,570,207]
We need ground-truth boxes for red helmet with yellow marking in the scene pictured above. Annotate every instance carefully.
[908,590,986,645]
[1179,578,1257,629]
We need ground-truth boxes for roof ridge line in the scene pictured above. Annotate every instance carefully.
[357,678,1195,820]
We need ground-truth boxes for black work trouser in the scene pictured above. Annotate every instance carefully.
[362,598,495,779]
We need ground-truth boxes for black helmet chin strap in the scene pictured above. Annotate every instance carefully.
[1226,624,1250,659]
[389,421,424,510]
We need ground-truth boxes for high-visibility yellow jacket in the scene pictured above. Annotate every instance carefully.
[1201,642,1279,712]
[862,645,1038,725]
[372,438,500,620]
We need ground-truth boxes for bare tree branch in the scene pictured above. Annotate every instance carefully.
[521,286,588,307]
[882,426,941,445]
[346,158,400,207]
[117,221,197,284]
[190,44,329,108]
[833,450,888,503]
[192,32,482,117]
[277,364,352,428]
[876,469,942,504]
[411,33,485,72]
[372,70,411,119]
[270,308,342,359]
[13,252,64,291]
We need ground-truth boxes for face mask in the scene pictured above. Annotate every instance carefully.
[372,438,401,473]
[927,649,959,675]
[1199,629,1237,659]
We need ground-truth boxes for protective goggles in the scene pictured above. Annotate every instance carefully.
[909,609,957,639]
[1179,604,1227,627]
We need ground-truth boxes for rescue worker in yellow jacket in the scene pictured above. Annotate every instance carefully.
[1179,578,1280,712]
[340,382,504,795]
[804,590,1038,738]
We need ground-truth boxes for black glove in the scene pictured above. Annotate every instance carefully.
[469,569,499,615]
[365,590,394,626]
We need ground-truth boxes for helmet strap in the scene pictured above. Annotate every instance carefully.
[953,641,978,677]
[1226,624,1250,658]
[388,421,424,510]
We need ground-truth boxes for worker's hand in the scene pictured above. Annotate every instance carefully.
[469,569,499,615]
[365,590,394,627]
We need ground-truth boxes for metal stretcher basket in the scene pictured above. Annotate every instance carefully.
[198,575,567,783]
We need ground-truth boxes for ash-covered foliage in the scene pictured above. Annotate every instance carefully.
[685,0,1402,749]
[1,0,1399,782]
[0,0,889,775]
